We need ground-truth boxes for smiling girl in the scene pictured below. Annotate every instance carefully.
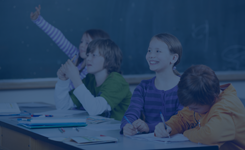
[120,33,183,135]
[55,39,132,121]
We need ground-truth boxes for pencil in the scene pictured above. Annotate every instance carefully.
[58,128,63,133]
[124,116,139,133]
[160,112,170,138]
[71,54,77,63]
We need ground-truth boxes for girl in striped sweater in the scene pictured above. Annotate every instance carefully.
[121,33,184,135]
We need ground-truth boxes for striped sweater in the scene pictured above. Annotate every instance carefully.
[120,77,183,133]
[32,15,87,90]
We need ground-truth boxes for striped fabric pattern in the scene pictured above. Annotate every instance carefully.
[120,77,183,133]
[33,15,87,90]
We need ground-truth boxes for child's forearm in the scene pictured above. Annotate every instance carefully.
[32,15,78,59]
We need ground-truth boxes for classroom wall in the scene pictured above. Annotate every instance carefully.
[0,0,245,80]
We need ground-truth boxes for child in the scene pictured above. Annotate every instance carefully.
[154,65,245,149]
[30,5,110,91]
[55,39,132,121]
[121,33,183,135]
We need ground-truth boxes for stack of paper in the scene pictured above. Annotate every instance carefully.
[33,110,87,117]
[18,117,87,129]
[127,133,189,142]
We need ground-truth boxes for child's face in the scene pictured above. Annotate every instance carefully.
[86,49,105,74]
[146,38,173,73]
[188,104,211,114]
[79,34,92,59]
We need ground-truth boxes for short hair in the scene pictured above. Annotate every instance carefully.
[177,65,220,106]
[87,39,122,74]
[84,29,110,40]
[153,33,183,76]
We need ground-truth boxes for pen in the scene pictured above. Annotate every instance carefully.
[60,128,65,132]
[124,116,139,133]
[160,112,170,138]
[73,127,79,132]
[58,128,63,133]
[71,54,77,63]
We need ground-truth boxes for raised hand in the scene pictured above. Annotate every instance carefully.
[30,5,41,20]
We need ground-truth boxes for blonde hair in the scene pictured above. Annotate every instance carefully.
[154,33,183,76]
[87,39,122,74]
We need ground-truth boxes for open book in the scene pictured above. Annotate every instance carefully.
[0,102,20,115]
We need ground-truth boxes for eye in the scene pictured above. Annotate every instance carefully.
[148,49,151,52]
[156,50,161,53]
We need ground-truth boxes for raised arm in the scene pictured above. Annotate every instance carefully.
[30,5,78,59]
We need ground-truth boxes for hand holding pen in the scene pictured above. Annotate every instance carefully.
[123,116,140,136]
[154,112,172,138]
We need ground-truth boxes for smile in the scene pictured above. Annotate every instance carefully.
[149,60,159,65]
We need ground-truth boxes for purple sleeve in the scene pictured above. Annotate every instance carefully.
[32,15,79,59]
[120,83,145,134]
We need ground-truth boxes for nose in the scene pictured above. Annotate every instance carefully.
[86,54,91,61]
[148,52,156,58]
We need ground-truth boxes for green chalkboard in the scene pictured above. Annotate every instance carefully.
[0,0,245,79]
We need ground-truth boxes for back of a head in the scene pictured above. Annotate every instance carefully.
[87,39,122,74]
[178,65,220,107]
[84,29,110,40]
[154,33,183,76]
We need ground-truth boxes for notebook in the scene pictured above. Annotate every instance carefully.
[18,117,87,129]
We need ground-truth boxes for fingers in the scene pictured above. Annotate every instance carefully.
[123,124,137,136]
[133,119,149,133]
[154,123,168,138]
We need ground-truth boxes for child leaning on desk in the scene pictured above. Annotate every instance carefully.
[30,5,110,90]
[154,65,245,150]
[55,39,132,121]
[120,33,184,135]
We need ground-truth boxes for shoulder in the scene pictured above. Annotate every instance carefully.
[105,72,128,85]
[136,76,155,90]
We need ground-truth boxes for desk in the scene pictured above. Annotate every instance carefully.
[0,105,218,150]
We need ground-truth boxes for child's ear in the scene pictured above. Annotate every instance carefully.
[170,54,179,64]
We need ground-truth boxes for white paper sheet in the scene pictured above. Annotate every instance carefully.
[128,133,189,142]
